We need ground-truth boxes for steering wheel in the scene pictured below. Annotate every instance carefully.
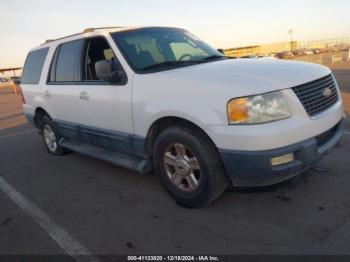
[179,54,193,61]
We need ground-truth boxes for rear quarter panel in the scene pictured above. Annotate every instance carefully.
[21,44,58,119]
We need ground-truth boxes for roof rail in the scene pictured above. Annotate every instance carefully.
[83,26,124,33]
[41,32,85,45]
[41,26,124,46]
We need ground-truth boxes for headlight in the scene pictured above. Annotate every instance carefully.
[227,91,291,124]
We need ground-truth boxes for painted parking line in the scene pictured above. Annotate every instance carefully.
[0,129,36,140]
[0,176,100,262]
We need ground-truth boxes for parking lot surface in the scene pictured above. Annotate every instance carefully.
[0,65,350,257]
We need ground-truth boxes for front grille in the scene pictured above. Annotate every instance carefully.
[292,74,338,116]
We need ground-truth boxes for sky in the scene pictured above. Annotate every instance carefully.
[0,0,350,68]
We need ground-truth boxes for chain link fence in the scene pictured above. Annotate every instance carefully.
[289,50,349,66]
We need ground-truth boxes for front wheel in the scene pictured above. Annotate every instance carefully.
[153,126,229,208]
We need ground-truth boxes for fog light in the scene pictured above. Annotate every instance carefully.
[271,153,294,166]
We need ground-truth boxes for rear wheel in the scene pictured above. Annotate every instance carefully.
[40,116,70,155]
[153,126,229,208]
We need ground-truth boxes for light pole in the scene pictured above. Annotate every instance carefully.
[288,29,293,42]
[288,29,294,51]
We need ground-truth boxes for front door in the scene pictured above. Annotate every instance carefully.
[75,36,134,154]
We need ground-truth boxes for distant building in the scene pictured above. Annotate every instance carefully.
[224,45,261,57]
[225,41,297,57]
[224,37,349,57]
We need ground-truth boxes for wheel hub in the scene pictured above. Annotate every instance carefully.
[163,143,201,192]
[174,159,190,175]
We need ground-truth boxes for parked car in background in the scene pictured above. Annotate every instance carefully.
[0,76,12,89]
[10,76,21,84]
[294,50,303,56]
[240,55,257,58]
[258,55,277,59]
[304,50,314,55]
[21,26,345,207]
[276,52,294,59]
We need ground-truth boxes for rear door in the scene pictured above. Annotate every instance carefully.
[46,39,84,123]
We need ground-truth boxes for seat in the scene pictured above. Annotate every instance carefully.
[136,51,155,69]
[123,44,155,69]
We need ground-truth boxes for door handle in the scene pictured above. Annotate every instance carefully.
[44,90,51,97]
[79,91,89,100]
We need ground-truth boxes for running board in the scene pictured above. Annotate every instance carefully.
[59,138,153,174]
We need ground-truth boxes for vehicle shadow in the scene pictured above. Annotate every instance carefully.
[226,166,327,195]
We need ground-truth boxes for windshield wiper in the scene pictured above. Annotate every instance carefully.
[142,61,197,71]
[201,55,227,61]
[142,56,226,71]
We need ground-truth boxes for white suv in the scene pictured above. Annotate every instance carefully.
[21,27,345,207]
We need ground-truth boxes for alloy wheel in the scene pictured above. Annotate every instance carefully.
[163,143,201,192]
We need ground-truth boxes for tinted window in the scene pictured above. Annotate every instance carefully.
[51,40,82,82]
[21,48,49,84]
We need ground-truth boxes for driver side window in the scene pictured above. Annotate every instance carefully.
[83,37,124,82]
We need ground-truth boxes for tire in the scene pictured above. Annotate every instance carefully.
[153,126,229,208]
[40,116,70,155]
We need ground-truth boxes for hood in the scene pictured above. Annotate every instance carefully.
[152,58,331,96]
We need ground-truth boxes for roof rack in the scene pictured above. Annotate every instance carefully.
[41,26,125,45]
[83,26,124,33]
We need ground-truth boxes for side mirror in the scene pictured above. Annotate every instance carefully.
[95,60,112,81]
[95,60,127,85]
[109,70,127,85]
[217,49,225,55]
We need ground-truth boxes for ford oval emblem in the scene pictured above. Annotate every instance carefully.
[323,87,332,98]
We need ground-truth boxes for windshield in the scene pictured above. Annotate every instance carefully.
[111,28,225,73]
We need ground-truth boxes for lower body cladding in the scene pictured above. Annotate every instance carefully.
[24,109,345,188]
[219,118,346,187]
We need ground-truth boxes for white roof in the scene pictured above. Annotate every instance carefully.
[32,26,137,50]
[32,26,181,51]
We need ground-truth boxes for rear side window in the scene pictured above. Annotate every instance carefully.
[49,40,83,82]
[21,48,49,84]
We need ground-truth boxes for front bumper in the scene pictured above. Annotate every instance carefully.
[219,117,346,187]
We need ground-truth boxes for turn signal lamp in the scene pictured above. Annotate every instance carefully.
[227,98,249,123]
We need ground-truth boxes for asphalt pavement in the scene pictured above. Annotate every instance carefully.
[0,67,350,258]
